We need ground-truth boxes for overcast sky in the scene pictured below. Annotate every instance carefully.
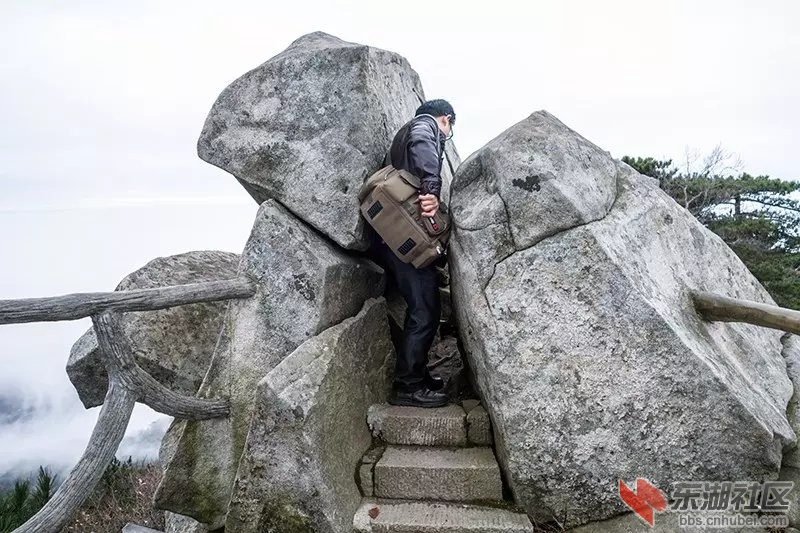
[1,0,798,479]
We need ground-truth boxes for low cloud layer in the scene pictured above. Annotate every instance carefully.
[0,205,255,482]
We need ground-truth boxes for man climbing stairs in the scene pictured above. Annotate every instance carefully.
[352,400,534,532]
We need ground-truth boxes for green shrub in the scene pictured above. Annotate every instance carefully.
[0,467,56,532]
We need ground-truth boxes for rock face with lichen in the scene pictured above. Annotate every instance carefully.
[225,297,395,533]
[449,110,795,527]
[66,251,239,408]
[153,200,384,528]
[196,31,460,251]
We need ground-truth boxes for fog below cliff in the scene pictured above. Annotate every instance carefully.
[0,200,256,484]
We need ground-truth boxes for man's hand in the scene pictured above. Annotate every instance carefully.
[419,193,439,217]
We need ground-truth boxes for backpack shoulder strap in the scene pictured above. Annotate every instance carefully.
[388,120,411,168]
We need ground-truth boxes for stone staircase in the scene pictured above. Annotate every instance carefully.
[353,400,534,532]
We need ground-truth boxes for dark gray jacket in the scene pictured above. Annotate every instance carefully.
[387,114,446,199]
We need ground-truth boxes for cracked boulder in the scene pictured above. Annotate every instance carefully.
[66,251,239,408]
[154,199,384,528]
[197,31,460,251]
[449,111,795,527]
[449,111,617,287]
[225,297,394,533]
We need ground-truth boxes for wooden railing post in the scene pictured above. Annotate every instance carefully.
[0,278,255,325]
[691,290,800,335]
[3,278,256,533]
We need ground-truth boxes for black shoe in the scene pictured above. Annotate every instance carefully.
[388,386,449,408]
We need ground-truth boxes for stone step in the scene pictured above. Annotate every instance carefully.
[367,403,468,446]
[353,498,533,533]
[466,404,493,445]
[374,445,503,502]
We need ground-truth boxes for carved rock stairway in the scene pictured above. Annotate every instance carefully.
[353,401,534,532]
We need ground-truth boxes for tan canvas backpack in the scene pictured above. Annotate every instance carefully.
[358,164,451,269]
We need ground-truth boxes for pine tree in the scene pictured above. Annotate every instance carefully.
[0,467,56,532]
[622,153,800,308]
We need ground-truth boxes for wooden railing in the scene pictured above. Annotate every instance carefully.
[691,290,800,335]
[0,278,255,533]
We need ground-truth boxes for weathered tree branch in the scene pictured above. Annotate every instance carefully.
[14,381,136,533]
[5,274,245,532]
[12,310,233,532]
[0,278,255,324]
[93,313,229,419]
[686,189,706,210]
[691,290,800,335]
[740,196,800,214]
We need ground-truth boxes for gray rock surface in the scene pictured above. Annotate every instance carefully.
[449,110,617,287]
[159,425,212,532]
[224,297,395,533]
[164,512,209,533]
[565,510,770,532]
[358,463,375,498]
[197,31,460,251]
[466,405,492,446]
[67,251,239,408]
[154,200,384,528]
[449,111,795,527]
[462,399,480,413]
[357,447,384,498]
[157,416,182,475]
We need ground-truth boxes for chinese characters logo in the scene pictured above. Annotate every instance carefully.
[619,478,667,526]
[618,479,793,528]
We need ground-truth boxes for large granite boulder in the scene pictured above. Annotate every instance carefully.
[197,31,460,251]
[154,199,384,528]
[66,251,239,408]
[225,297,395,532]
[449,111,795,527]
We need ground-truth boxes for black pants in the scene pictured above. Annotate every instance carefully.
[367,230,441,392]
